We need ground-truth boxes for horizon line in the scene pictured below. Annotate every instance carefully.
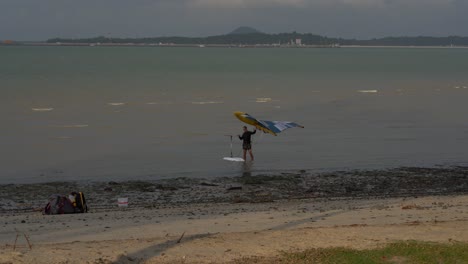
[3,31,468,43]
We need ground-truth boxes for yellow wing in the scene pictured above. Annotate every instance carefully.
[234,111,277,136]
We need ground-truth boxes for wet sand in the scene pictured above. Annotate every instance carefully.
[0,167,467,263]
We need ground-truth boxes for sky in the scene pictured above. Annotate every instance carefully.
[1,0,468,41]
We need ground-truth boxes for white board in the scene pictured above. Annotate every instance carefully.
[223,157,245,162]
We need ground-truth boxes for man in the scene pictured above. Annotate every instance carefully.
[238,126,256,161]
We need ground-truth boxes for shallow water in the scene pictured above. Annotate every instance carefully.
[1,46,468,183]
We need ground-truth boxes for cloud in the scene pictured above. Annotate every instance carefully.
[339,0,386,7]
[189,0,306,8]
[0,0,467,40]
[313,0,460,8]
[187,0,459,9]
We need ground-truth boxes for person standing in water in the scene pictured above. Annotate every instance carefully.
[238,126,256,161]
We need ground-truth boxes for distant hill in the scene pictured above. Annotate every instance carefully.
[228,27,262,35]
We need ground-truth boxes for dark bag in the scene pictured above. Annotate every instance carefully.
[70,191,88,213]
[43,195,76,215]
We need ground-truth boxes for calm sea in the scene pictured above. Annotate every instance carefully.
[1,46,468,183]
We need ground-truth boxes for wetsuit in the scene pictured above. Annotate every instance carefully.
[239,130,256,150]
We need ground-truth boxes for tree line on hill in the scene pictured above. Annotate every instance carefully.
[46,32,468,46]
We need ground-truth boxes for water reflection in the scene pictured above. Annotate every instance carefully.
[242,161,253,177]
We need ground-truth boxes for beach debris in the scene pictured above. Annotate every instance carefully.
[232,196,250,203]
[155,184,178,191]
[1,167,467,214]
[10,229,32,251]
[118,198,128,207]
[401,204,425,210]
[176,232,186,244]
[200,182,218,187]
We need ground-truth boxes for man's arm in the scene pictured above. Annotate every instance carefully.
[252,129,256,135]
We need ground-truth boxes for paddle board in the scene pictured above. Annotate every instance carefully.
[223,157,245,162]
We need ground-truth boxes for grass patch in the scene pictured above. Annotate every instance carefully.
[232,241,468,264]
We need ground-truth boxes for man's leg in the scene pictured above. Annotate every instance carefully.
[249,149,254,161]
[243,149,247,160]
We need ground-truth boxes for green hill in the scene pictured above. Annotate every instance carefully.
[228,27,262,35]
[46,30,468,46]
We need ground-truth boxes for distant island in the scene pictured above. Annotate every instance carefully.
[228,26,263,35]
[3,27,468,47]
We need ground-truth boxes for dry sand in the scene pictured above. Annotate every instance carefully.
[1,167,467,263]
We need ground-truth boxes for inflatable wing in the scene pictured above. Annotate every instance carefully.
[234,111,304,136]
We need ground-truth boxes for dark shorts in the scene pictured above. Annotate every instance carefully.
[242,143,252,150]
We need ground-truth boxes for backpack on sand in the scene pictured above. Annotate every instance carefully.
[70,191,88,213]
[43,194,76,215]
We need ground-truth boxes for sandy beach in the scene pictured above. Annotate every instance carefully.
[1,167,467,263]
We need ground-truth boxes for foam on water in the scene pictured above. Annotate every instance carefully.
[53,124,89,128]
[191,101,223,105]
[32,108,54,112]
[256,97,272,103]
[107,102,126,106]
[358,90,378,93]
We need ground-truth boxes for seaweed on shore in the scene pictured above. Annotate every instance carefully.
[1,166,467,213]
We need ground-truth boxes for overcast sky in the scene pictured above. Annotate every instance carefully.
[1,0,467,41]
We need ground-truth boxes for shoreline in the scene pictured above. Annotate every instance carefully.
[1,166,467,213]
[1,166,467,263]
[0,166,468,215]
[2,43,468,49]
